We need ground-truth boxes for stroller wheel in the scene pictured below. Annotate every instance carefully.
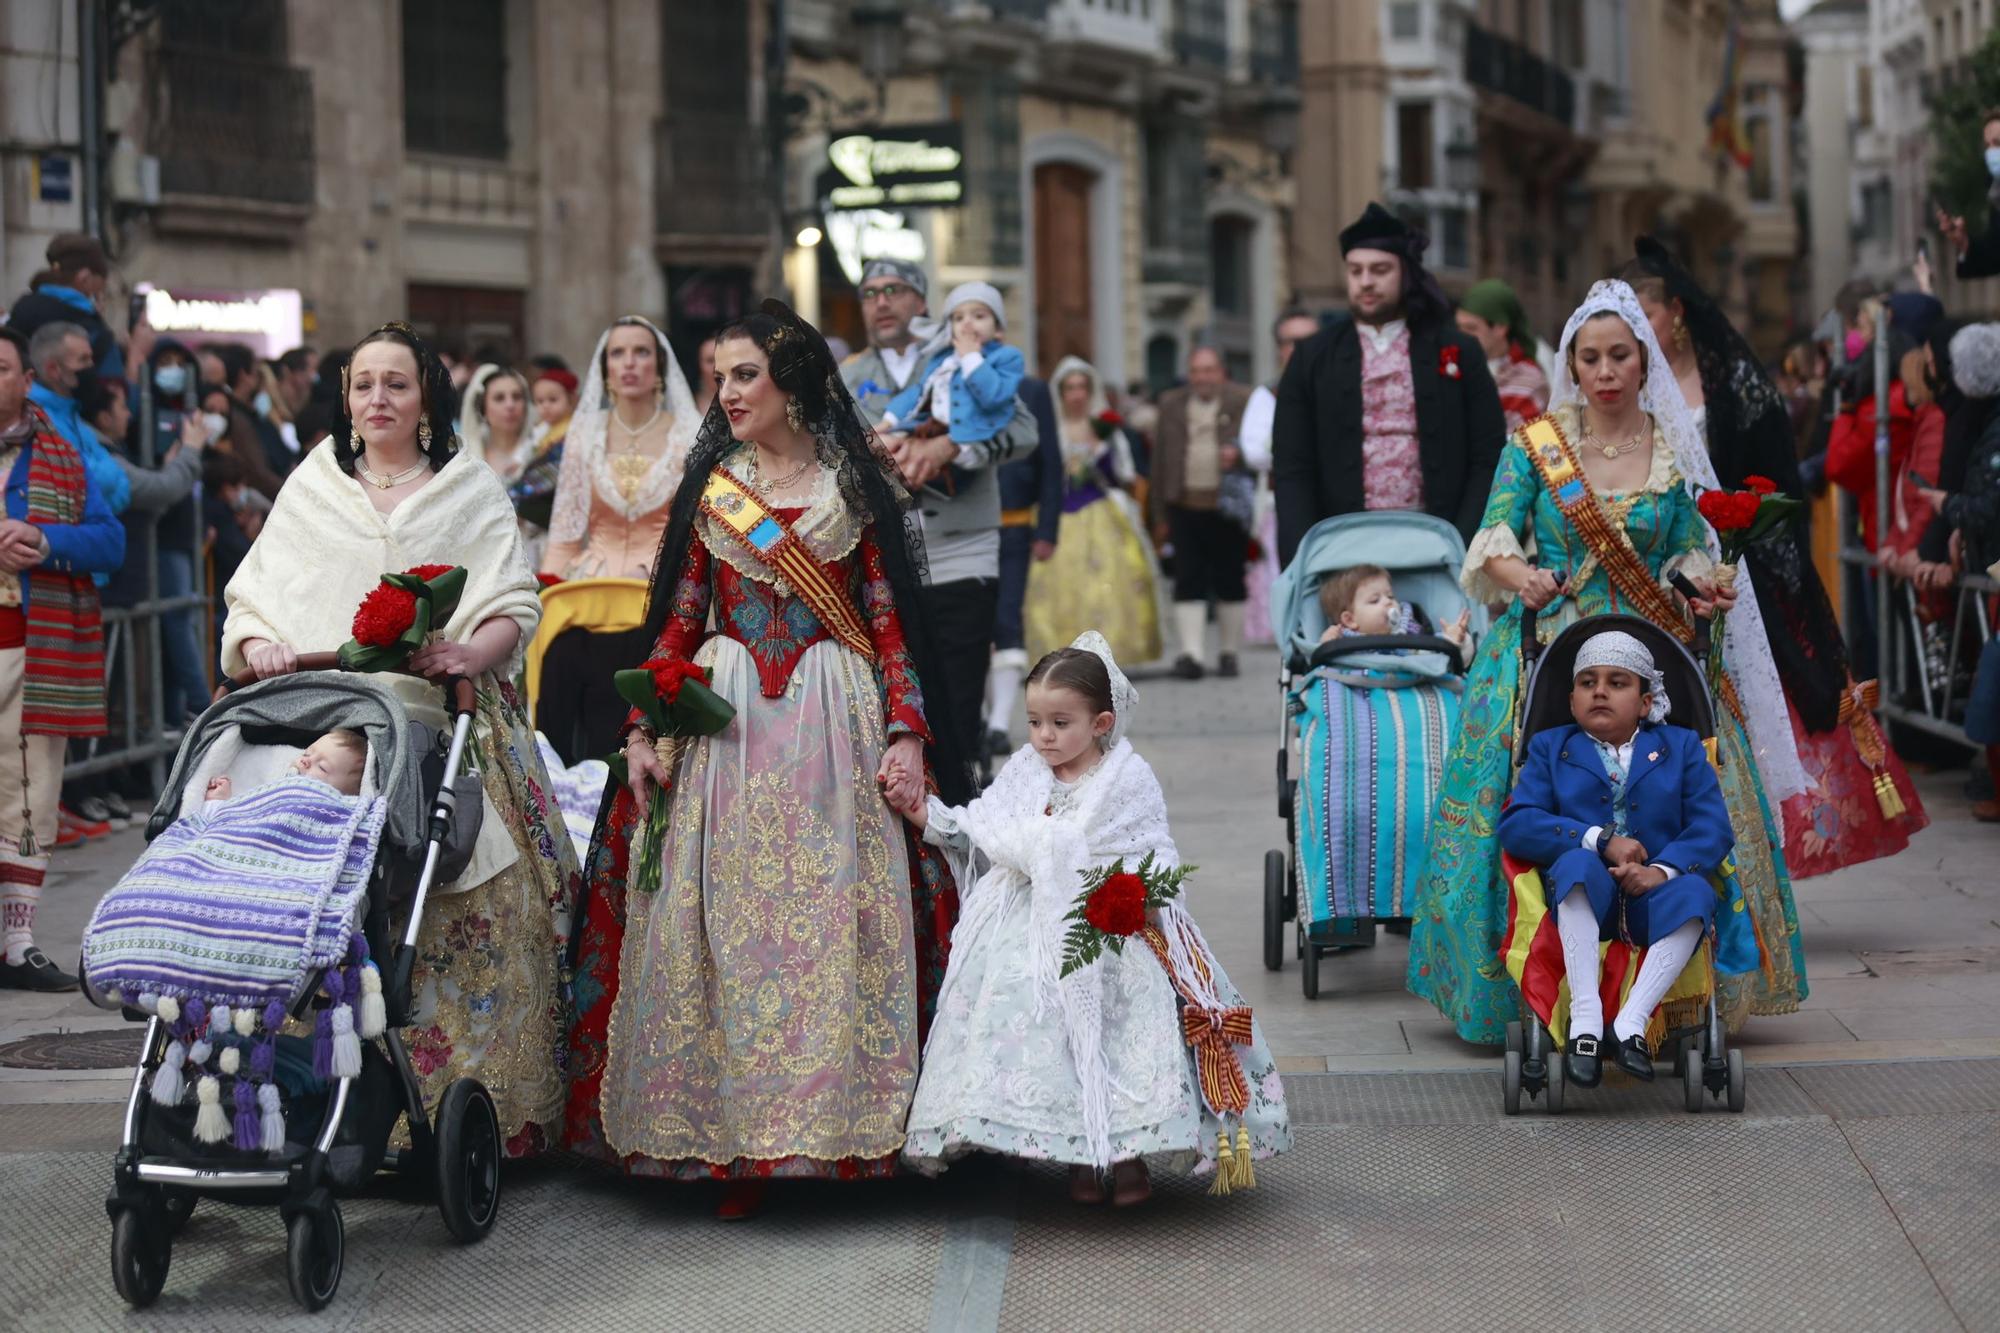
[110,1206,171,1309]
[1504,1021,1523,1055]
[435,1078,502,1242]
[1300,938,1320,1000]
[1725,1047,1747,1113]
[1681,1043,1706,1114]
[1262,850,1286,972]
[285,1200,345,1312]
[1544,1046,1566,1115]
[161,1188,196,1233]
[1502,1049,1523,1116]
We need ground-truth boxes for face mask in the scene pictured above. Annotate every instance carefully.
[154,365,188,396]
[71,366,99,402]
[201,412,229,441]
[252,390,272,417]
[1985,146,2000,179]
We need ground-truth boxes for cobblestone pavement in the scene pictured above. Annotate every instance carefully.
[3,646,1996,1329]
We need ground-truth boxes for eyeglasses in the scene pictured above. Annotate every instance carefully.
[859,283,914,304]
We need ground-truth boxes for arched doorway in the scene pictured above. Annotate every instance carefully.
[1033,162,1096,376]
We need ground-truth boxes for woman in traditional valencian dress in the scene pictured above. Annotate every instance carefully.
[222,322,579,1154]
[1407,281,1807,1044]
[563,300,962,1218]
[534,317,699,764]
[1022,356,1163,665]
[1624,240,1927,876]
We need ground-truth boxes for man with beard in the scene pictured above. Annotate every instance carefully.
[1273,204,1505,564]
[841,259,1037,800]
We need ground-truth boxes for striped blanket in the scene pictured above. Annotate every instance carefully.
[1294,667,1460,928]
[83,777,387,1009]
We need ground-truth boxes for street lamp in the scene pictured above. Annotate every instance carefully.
[796,223,824,248]
[1260,91,1300,160]
[853,2,908,117]
[1445,131,1480,195]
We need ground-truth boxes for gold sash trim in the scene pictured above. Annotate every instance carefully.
[1517,415,1743,720]
[700,469,875,661]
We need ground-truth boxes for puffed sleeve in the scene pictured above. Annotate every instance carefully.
[1460,438,1539,604]
[858,525,931,741]
[623,536,713,733]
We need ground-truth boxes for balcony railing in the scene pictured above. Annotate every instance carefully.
[152,46,314,206]
[1250,2,1299,84]
[930,0,1052,18]
[1464,22,1577,129]
[656,112,768,240]
[1173,0,1229,69]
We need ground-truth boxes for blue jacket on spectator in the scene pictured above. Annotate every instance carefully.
[5,413,126,600]
[999,375,1063,545]
[882,340,1026,447]
[27,383,131,588]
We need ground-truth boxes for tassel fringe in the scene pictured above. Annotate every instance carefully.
[219,1046,240,1076]
[258,1083,286,1153]
[1209,1130,1235,1197]
[149,1040,186,1106]
[192,1076,229,1144]
[330,1006,362,1079]
[1230,1125,1257,1191]
[358,964,386,1039]
[232,1079,260,1151]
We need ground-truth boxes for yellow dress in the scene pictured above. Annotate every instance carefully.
[1024,422,1163,665]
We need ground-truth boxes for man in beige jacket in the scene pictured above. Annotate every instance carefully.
[1150,346,1253,678]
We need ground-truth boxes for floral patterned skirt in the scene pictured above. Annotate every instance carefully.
[400,680,579,1156]
[567,637,945,1180]
[1778,697,1928,879]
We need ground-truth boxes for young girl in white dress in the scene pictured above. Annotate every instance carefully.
[888,632,1289,1204]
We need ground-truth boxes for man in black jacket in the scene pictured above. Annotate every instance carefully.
[1937,109,2000,280]
[1272,203,1505,565]
[986,374,1063,764]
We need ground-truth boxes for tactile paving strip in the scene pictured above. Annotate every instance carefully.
[1841,1111,2000,1332]
[1280,1063,1823,1125]
[1786,1057,2000,1120]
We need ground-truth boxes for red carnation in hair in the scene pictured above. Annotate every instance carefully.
[352,583,419,647]
[1742,475,1778,495]
[1082,872,1148,937]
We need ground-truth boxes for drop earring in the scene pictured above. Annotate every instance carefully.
[1671,314,1689,351]
[786,397,806,433]
[417,416,433,448]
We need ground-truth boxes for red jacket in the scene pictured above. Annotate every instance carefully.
[1826,381,1917,552]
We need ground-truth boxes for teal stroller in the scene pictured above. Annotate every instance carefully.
[1264,513,1483,998]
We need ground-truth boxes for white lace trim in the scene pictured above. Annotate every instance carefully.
[1462,524,1529,604]
[549,317,702,543]
[694,452,862,590]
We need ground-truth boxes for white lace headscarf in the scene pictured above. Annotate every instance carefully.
[1048,358,1137,482]
[1069,630,1139,748]
[1550,280,1806,801]
[456,363,533,473]
[548,316,702,544]
[1574,630,1670,725]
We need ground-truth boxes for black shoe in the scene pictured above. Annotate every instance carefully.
[1564,1032,1604,1088]
[1172,655,1206,681]
[1217,653,1240,678]
[0,947,80,992]
[1611,1033,1655,1082]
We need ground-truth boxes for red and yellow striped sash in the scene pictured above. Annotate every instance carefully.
[700,469,874,661]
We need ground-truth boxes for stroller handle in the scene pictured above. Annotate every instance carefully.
[1518,570,1567,667]
[218,652,478,718]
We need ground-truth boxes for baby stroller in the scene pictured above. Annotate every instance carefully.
[1264,512,1483,999]
[1498,607,1749,1117]
[83,655,499,1311]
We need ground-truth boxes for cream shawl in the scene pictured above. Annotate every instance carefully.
[221,444,543,890]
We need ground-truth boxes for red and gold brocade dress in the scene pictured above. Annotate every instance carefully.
[562,462,956,1179]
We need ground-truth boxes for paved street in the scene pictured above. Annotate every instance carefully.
[3,645,1997,1330]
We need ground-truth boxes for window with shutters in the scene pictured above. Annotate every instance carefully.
[403,0,509,159]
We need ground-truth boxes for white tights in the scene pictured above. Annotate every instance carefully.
[1556,891,1704,1045]
[1612,920,1703,1042]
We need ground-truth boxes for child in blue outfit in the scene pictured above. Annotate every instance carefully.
[878,281,1025,449]
[1500,629,1732,1088]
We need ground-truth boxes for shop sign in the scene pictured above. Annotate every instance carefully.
[817,124,964,210]
[823,209,928,288]
[140,286,303,353]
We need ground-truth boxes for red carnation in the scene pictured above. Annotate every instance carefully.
[1082,872,1148,937]
[404,563,455,581]
[1743,475,1778,495]
[1438,345,1462,379]
[1096,409,1123,427]
[1697,489,1759,533]
[535,572,562,589]
[352,582,419,647]
[640,657,709,705]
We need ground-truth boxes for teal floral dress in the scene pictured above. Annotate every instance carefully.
[1406,406,1806,1045]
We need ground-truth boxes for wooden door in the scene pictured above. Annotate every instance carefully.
[406,284,525,364]
[1034,163,1095,376]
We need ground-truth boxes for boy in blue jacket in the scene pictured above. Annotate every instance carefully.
[877,281,1025,455]
[1500,629,1732,1088]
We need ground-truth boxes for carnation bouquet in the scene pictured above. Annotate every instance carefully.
[1692,476,1800,692]
[1057,851,1196,978]
[1088,409,1124,442]
[612,658,736,896]
[337,564,467,673]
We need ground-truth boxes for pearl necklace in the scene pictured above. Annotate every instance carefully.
[612,403,663,439]
[359,457,428,489]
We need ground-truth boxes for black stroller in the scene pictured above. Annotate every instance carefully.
[86,656,501,1310]
[1498,608,1748,1116]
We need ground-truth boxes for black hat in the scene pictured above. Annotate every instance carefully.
[1340,202,1417,257]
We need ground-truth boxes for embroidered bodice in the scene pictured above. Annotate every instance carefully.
[649,498,929,740]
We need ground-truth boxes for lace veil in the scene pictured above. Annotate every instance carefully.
[1069,630,1139,749]
[1549,280,1807,801]
[549,316,702,544]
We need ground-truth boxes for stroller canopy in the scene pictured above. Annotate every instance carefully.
[147,673,431,859]
[1271,511,1484,666]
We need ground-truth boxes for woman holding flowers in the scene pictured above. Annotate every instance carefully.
[1021,356,1163,665]
[1407,280,1807,1046]
[221,321,580,1154]
[562,301,962,1218]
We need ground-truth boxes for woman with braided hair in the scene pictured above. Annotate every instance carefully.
[563,300,963,1217]
[1623,240,1927,876]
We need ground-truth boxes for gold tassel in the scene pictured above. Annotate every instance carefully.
[1231,1125,1257,1191]
[1208,1129,1234,1197]
[1873,770,1906,820]
[15,736,35,858]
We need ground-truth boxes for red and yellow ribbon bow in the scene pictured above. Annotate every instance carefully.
[1180,1006,1255,1118]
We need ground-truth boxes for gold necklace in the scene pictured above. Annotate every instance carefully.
[608,411,664,504]
[359,457,427,489]
[750,447,815,494]
[1581,413,1647,459]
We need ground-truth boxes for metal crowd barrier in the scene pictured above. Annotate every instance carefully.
[62,373,212,788]
[1835,305,1995,754]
